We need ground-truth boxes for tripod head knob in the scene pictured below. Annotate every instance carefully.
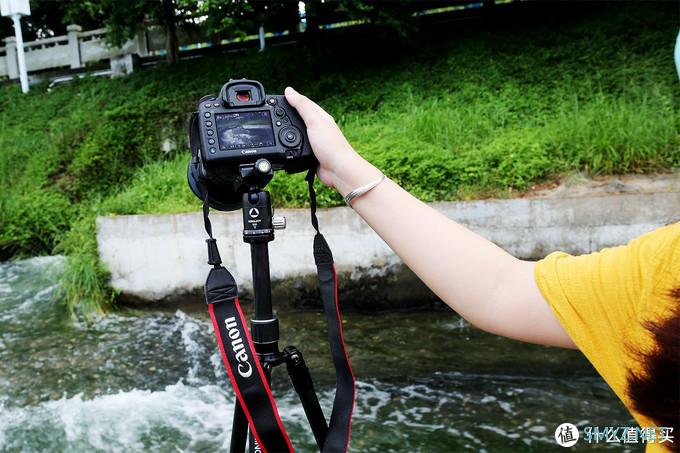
[272,216,286,230]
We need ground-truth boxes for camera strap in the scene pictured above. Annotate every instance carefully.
[304,169,356,453]
[199,169,355,453]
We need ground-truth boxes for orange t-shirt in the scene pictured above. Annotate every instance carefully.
[535,221,679,451]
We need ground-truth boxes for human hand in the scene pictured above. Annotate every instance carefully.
[285,87,380,196]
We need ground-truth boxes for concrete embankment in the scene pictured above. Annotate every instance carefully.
[97,190,679,309]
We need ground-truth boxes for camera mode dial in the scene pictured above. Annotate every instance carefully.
[278,127,302,148]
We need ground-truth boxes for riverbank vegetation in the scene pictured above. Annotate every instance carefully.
[1,2,678,313]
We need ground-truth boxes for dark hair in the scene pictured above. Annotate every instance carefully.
[626,287,680,452]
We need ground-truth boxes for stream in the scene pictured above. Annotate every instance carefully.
[0,257,635,452]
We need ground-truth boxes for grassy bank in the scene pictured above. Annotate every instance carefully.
[0,2,678,313]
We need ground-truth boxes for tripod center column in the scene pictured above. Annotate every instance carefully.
[242,190,280,353]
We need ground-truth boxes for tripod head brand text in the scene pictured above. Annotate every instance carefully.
[225,316,253,378]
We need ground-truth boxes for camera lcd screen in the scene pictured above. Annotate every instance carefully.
[215,111,276,150]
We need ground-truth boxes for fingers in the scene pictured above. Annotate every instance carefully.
[284,87,331,127]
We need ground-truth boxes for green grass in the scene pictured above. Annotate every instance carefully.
[0,2,678,313]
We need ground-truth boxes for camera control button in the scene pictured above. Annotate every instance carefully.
[208,138,215,145]
[274,107,285,117]
[209,147,216,153]
[268,98,277,106]
[204,112,211,118]
[282,116,290,124]
[275,120,282,127]
[204,103,211,108]
[207,130,214,136]
[213,103,220,107]
[206,121,212,127]
[279,127,301,148]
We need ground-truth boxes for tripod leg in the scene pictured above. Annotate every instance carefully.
[230,400,248,453]
[284,346,328,449]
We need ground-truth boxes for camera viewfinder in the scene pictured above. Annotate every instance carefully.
[236,90,252,102]
[222,80,265,107]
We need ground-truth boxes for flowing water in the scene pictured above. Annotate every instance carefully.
[0,257,636,452]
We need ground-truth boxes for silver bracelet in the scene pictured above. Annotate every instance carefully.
[344,173,386,207]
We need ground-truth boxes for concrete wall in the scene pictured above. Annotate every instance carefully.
[97,192,680,308]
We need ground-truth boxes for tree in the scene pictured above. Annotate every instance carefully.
[303,0,420,38]
[338,0,419,38]
[161,0,180,63]
[191,0,297,43]
[0,0,433,66]
[189,0,254,41]
[102,0,184,64]
[304,0,349,34]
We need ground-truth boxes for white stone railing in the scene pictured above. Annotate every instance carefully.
[1,24,148,79]
[0,45,7,76]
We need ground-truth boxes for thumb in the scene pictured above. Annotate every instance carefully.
[285,86,320,126]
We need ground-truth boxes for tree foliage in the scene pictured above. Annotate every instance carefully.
[0,0,303,64]
[190,0,297,39]
[0,0,427,48]
[0,0,470,67]
[304,0,420,37]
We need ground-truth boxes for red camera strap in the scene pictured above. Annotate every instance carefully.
[201,169,355,453]
[205,267,293,453]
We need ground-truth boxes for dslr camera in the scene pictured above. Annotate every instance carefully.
[188,79,314,211]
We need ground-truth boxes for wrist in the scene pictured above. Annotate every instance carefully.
[332,152,382,198]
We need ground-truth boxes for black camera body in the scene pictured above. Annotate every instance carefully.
[188,79,315,211]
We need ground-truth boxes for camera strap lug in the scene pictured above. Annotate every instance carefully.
[206,238,222,266]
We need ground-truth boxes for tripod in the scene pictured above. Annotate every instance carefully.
[229,165,329,452]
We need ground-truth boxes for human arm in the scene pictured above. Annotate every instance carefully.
[284,87,576,349]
